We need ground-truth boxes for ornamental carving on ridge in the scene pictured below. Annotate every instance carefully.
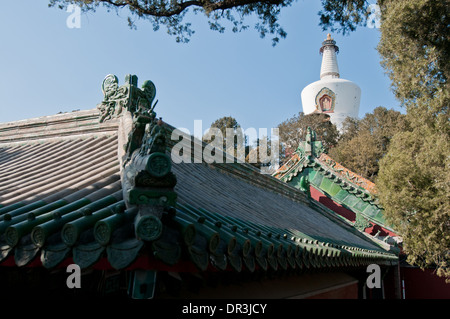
[319,153,378,195]
[97,74,157,123]
[354,213,372,232]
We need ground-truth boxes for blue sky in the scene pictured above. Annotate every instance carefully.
[0,0,401,135]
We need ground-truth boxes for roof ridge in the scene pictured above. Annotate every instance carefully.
[0,109,99,127]
[0,108,118,144]
[318,153,377,194]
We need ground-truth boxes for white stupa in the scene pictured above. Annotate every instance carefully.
[301,34,361,130]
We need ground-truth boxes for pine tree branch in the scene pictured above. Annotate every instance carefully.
[94,0,286,17]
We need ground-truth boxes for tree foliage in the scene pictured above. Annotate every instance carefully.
[204,116,276,171]
[375,0,449,281]
[328,107,409,182]
[49,0,293,45]
[49,0,373,45]
[377,0,449,110]
[203,116,244,159]
[204,116,241,148]
[207,116,241,135]
[318,0,369,34]
[377,125,449,281]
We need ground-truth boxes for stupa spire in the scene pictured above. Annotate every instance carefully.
[300,34,361,131]
[319,33,340,79]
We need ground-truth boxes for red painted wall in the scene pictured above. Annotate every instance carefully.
[310,186,356,221]
[310,186,396,237]
[401,267,450,299]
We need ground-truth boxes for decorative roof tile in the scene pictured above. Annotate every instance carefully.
[318,153,378,194]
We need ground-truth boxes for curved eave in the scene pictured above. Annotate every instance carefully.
[0,199,398,272]
[274,153,396,234]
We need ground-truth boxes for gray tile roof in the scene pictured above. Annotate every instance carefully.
[0,109,398,272]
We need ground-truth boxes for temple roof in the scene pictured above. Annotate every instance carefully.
[273,128,394,233]
[0,77,397,275]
